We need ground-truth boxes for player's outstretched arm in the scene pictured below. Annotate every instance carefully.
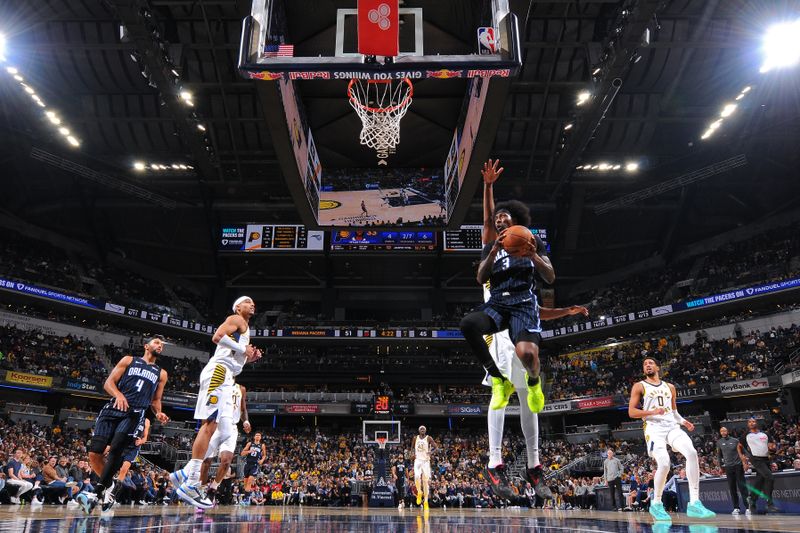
[539,306,589,321]
[482,159,503,245]
[151,369,170,424]
[105,355,134,411]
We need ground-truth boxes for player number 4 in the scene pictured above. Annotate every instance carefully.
[135,379,144,392]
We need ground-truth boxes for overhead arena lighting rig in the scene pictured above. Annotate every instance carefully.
[550,0,668,199]
[109,1,217,179]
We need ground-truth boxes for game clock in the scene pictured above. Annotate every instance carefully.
[374,395,391,415]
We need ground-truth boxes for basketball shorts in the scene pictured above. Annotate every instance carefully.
[94,403,147,443]
[479,298,542,345]
[122,444,140,464]
[243,462,260,478]
[644,423,685,457]
[195,363,235,421]
[413,459,431,480]
[215,426,239,455]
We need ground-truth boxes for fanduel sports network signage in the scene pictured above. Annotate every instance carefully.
[719,378,771,395]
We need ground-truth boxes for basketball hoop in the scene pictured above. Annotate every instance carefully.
[347,78,413,155]
[376,436,388,450]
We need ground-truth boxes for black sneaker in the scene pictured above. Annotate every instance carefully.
[766,503,779,513]
[484,464,513,499]
[206,487,217,505]
[522,465,543,488]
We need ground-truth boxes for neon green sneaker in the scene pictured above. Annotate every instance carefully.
[649,502,672,522]
[526,373,545,413]
[687,500,716,519]
[489,377,515,410]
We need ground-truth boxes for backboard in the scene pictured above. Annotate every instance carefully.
[240,1,521,81]
[363,420,401,446]
[243,1,520,230]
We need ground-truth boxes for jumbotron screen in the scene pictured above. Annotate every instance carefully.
[219,224,325,251]
[444,224,550,252]
[330,230,437,251]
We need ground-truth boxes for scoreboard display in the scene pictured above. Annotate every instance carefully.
[444,224,550,253]
[219,224,325,251]
[330,230,436,251]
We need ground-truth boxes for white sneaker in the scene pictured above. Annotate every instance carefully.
[745,509,752,517]
[31,497,43,506]
[732,508,740,515]
[176,483,213,510]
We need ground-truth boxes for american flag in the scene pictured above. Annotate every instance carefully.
[263,44,294,58]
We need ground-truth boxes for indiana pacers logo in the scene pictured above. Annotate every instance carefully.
[369,3,392,30]
[319,200,341,210]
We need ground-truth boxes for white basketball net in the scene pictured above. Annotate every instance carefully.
[347,78,413,154]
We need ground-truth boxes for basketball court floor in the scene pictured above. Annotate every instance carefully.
[1,506,796,533]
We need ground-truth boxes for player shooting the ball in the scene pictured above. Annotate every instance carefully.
[460,159,555,414]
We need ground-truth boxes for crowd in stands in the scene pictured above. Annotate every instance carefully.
[547,324,799,401]
[553,224,800,329]
[0,230,214,323]
[0,405,796,509]
[0,325,107,384]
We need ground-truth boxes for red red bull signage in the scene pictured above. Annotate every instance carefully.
[244,68,511,81]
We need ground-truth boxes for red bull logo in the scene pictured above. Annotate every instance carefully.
[249,71,284,81]
[426,69,463,79]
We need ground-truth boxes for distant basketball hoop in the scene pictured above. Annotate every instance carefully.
[347,78,413,157]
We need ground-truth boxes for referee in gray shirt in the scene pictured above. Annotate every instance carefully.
[716,427,748,514]
[742,418,778,514]
[603,449,624,511]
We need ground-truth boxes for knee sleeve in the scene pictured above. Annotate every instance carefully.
[652,448,671,470]
[109,432,132,454]
[459,311,494,337]
[89,435,111,454]
[669,430,697,460]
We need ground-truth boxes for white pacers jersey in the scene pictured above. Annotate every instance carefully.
[414,436,430,462]
[641,380,677,429]
[206,327,251,377]
[232,385,243,424]
[481,282,527,389]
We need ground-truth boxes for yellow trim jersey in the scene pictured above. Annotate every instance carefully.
[641,380,677,429]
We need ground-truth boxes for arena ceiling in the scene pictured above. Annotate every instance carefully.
[0,0,798,294]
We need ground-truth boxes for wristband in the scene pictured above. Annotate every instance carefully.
[673,411,686,425]
[218,334,247,354]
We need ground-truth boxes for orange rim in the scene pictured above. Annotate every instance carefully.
[347,78,413,114]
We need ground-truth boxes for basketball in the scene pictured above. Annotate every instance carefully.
[501,225,533,256]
